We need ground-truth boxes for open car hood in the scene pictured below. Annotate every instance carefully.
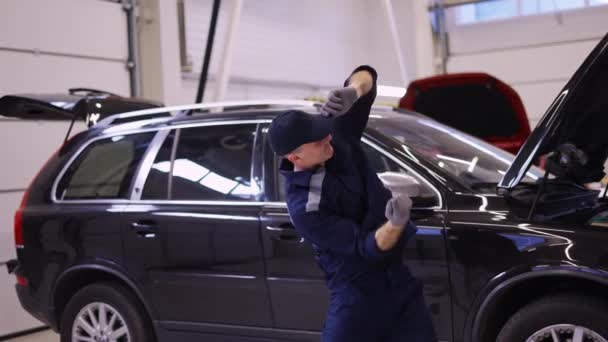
[498,33,608,193]
[399,72,531,154]
[0,90,162,126]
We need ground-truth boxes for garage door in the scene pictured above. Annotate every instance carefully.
[0,0,129,336]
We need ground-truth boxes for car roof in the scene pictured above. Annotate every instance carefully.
[93,100,421,136]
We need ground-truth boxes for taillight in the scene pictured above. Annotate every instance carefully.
[14,189,29,287]
[16,276,28,286]
[14,189,28,248]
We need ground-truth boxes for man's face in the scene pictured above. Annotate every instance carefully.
[287,134,334,170]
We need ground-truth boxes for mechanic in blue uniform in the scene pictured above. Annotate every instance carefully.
[267,65,437,342]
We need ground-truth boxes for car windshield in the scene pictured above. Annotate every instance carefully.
[369,112,543,190]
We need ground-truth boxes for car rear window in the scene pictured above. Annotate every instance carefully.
[56,132,154,200]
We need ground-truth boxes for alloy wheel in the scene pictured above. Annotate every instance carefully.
[526,324,607,342]
[71,302,131,342]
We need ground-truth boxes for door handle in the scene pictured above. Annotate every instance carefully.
[266,225,304,243]
[131,221,157,238]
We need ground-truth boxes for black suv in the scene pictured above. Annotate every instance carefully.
[8,34,608,342]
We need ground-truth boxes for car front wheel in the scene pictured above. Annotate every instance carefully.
[497,294,608,342]
[60,282,155,342]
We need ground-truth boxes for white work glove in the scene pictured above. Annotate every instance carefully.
[385,195,412,228]
[320,87,358,117]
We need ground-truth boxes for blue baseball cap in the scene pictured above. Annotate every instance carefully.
[268,110,334,155]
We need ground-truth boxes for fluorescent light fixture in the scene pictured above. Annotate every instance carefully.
[467,156,479,173]
[436,154,481,173]
[475,194,488,212]
[151,161,171,173]
[151,159,210,183]
[436,154,471,165]
[200,172,238,194]
[51,101,69,108]
[377,85,406,98]
[173,159,210,182]
[231,183,255,196]
[153,212,257,221]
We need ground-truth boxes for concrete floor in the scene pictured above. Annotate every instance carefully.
[6,330,58,341]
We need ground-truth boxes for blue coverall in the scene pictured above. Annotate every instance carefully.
[280,66,437,342]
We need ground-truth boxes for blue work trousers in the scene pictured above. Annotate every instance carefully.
[322,278,437,342]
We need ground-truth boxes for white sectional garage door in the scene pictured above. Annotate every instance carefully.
[0,0,129,336]
[446,4,608,128]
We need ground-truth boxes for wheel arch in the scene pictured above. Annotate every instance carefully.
[51,263,156,332]
[470,268,608,342]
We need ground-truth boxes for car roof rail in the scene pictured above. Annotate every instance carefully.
[95,99,321,128]
[176,99,321,116]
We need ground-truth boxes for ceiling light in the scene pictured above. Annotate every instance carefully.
[377,85,406,98]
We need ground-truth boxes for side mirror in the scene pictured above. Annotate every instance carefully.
[378,172,438,208]
[378,172,421,197]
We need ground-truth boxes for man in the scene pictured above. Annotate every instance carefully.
[268,65,436,341]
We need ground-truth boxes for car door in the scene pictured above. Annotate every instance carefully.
[122,122,273,329]
[259,131,453,340]
[51,130,155,275]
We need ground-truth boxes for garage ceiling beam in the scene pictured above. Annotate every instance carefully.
[215,0,243,102]
[381,0,409,85]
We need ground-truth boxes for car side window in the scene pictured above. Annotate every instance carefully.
[143,124,260,201]
[56,132,155,200]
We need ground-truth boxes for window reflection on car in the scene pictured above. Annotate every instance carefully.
[370,115,544,191]
[142,124,261,201]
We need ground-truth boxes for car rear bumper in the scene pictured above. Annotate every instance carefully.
[15,284,58,331]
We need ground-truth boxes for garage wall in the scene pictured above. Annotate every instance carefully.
[0,0,427,336]
[0,0,129,336]
[179,0,426,104]
[446,5,608,128]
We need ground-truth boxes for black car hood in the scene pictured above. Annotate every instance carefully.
[498,33,608,193]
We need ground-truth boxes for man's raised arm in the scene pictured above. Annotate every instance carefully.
[320,65,378,139]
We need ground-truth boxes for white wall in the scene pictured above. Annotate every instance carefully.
[179,0,427,105]
[0,0,129,336]
[446,5,608,128]
[181,0,368,103]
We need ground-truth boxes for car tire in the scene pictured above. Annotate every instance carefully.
[60,282,155,342]
[496,293,608,342]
